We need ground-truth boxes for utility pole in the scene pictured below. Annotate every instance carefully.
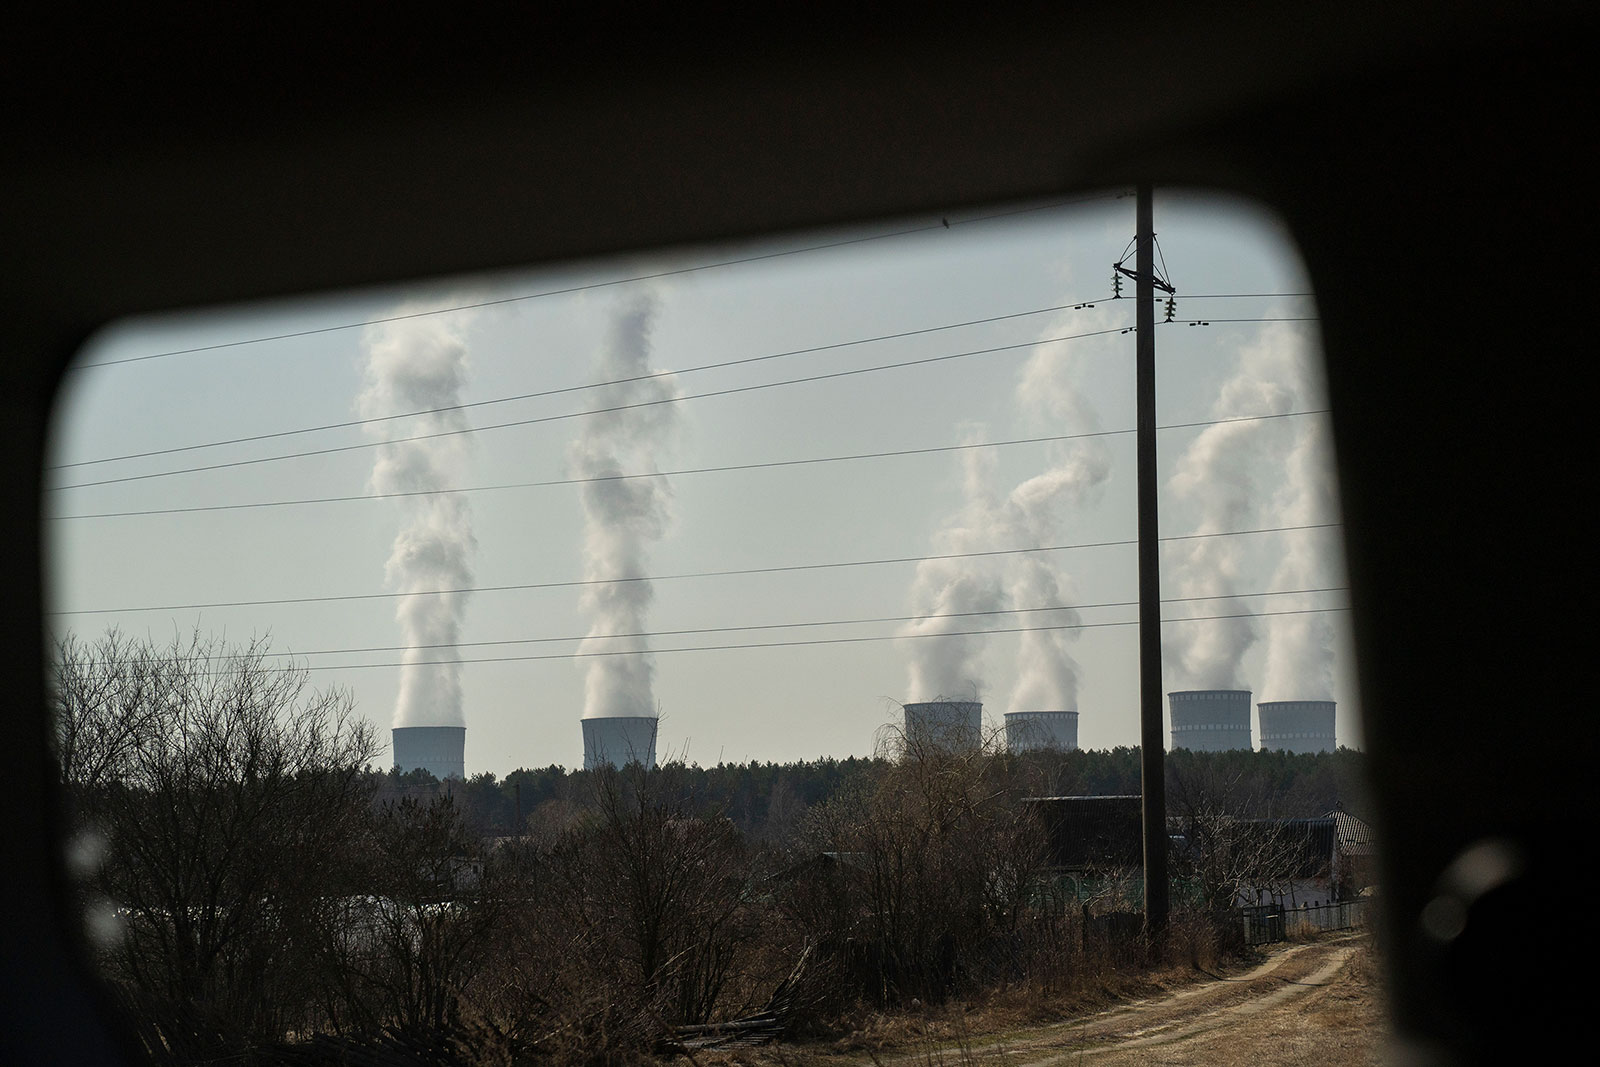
[1117,185,1173,948]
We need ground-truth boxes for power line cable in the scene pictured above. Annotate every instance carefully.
[50,315,1319,493]
[56,298,1316,474]
[222,585,1350,661]
[289,606,1351,673]
[51,296,1120,472]
[48,408,1331,521]
[47,521,1342,617]
[1171,317,1319,325]
[48,324,1134,492]
[67,192,1129,373]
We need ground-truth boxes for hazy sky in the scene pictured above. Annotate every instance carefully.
[44,190,1358,776]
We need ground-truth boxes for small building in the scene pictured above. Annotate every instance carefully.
[1331,807,1377,897]
[1207,809,1377,907]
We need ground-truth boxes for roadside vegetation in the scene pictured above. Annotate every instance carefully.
[51,629,1370,1066]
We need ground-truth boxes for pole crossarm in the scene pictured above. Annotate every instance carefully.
[1114,262,1176,294]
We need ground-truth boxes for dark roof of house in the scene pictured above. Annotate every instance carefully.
[1025,795,1144,869]
[1332,809,1377,856]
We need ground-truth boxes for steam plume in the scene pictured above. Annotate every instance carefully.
[572,294,681,719]
[901,438,1010,701]
[1164,321,1309,690]
[901,321,1111,708]
[359,311,477,728]
[1003,338,1112,711]
[1261,349,1341,700]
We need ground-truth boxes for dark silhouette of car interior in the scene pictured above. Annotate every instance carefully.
[2,3,1587,1062]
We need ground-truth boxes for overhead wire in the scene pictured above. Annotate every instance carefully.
[49,313,1320,493]
[47,324,1135,491]
[212,585,1352,662]
[48,408,1333,521]
[54,296,1313,475]
[50,295,1120,472]
[47,521,1342,617]
[1182,317,1319,324]
[287,606,1353,674]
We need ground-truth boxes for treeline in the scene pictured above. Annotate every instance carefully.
[51,630,1369,1066]
[401,743,1369,839]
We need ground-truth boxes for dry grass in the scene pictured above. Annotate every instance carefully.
[683,934,1384,1067]
[1079,941,1384,1067]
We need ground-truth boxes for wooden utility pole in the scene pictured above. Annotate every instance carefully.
[1130,185,1170,946]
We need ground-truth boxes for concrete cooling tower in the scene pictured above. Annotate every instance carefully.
[392,726,466,780]
[1004,710,1079,753]
[582,716,659,770]
[1168,690,1253,751]
[1257,700,1337,753]
[903,700,982,750]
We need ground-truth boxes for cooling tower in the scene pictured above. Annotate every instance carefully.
[903,700,982,751]
[392,726,466,780]
[1005,710,1079,753]
[582,716,659,770]
[1257,700,1337,753]
[1168,690,1253,751]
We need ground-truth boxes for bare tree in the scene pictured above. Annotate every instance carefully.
[49,630,164,796]
[330,791,504,1036]
[1167,754,1308,917]
[50,629,379,1057]
[545,762,756,1028]
[790,724,1047,1005]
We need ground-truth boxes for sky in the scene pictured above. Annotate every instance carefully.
[43,189,1359,777]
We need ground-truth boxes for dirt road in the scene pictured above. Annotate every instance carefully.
[782,935,1381,1067]
[994,935,1378,1067]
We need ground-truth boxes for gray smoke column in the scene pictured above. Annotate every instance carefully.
[571,293,680,721]
[1165,322,1309,690]
[901,314,1111,708]
[1261,341,1341,700]
[359,310,477,729]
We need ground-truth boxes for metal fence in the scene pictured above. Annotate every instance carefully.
[1241,898,1368,946]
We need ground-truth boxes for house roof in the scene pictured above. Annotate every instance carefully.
[1332,809,1377,856]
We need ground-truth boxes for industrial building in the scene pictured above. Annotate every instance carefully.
[1004,710,1079,753]
[391,726,466,780]
[1257,700,1337,753]
[902,700,982,751]
[1168,689,1253,751]
[582,715,658,770]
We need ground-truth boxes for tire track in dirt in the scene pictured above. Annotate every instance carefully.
[848,935,1366,1067]
[1006,938,1361,1067]
[1041,945,1358,1062]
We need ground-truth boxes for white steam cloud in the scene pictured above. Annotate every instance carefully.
[1260,362,1342,701]
[1164,321,1323,692]
[901,439,1011,701]
[901,320,1112,710]
[359,311,477,729]
[1003,338,1112,711]
[572,293,681,720]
